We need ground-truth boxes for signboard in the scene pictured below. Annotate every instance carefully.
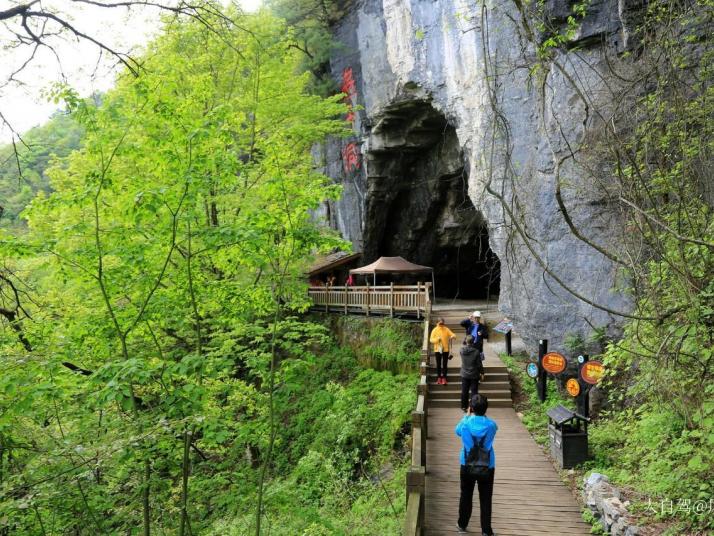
[566,378,581,397]
[493,319,513,334]
[526,362,539,378]
[581,360,605,385]
[542,352,567,374]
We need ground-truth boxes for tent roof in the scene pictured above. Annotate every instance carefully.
[349,256,432,275]
[307,251,362,277]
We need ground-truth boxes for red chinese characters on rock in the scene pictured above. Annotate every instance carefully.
[340,67,361,173]
[341,67,357,98]
[342,142,361,173]
[341,67,358,125]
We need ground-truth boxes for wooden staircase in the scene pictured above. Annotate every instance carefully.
[428,364,513,408]
[421,307,593,535]
[427,309,513,408]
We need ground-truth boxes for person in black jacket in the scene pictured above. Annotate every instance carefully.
[460,335,485,412]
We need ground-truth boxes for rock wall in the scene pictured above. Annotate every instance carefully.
[322,0,635,351]
[583,474,642,535]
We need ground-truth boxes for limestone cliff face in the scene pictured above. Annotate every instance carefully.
[322,0,635,351]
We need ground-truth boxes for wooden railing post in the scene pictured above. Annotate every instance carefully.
[416,282,422,319]
[344,285,348,315]
[366,284,370,317]
[390,282,394,318]
[425,282,432,322]
[406,466,425,501]
[412,407,426,467]
[421,319,430,367]
[404,489,424,536]
[417,381,427,397]
[418,375,428,439]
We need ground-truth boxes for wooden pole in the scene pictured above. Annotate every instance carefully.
[390,282,394,318]
[416,282,421,320]
[426,282,432,323]
[366,284,370,317]
[538,339,548,403]
[577,354,590,421]
[344,285,348,315]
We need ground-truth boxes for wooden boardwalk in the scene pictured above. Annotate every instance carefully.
[423,312,590,535]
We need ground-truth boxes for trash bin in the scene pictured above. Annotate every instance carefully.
[547,405,589,469]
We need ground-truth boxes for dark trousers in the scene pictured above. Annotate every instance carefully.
[458,466,495,534]
[435,352,449,378]
[460,377,479,410]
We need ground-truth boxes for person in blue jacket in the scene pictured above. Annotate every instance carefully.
[455,394,498,535]
[460,311,489,359]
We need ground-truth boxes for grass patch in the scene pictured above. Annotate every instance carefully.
[500,351,575,445]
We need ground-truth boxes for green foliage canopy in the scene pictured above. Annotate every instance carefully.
[0,6,394,535]
[0,113,84,229]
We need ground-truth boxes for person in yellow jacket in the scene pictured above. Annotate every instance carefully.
[430,318,456,385]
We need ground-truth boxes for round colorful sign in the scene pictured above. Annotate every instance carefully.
[526,362,539,378]
[581,361,605,385]
[566,378,581,397]
[577,355,585,364]
[541,352,567,374]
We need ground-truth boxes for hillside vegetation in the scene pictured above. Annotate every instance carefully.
[0,0,712,534]
[0,7,417,535]
[0,113,83,229]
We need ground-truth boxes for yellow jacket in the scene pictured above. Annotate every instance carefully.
[430,325,455,353]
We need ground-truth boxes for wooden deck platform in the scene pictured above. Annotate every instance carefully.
[423,314,591,535]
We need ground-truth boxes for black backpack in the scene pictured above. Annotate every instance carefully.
[464,434,490,478]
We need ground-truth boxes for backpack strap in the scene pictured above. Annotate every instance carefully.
[465,432,486,454]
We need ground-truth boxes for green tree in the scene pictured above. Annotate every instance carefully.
[267,0,348,95]
[1,6,350,535]
[0,112,84,229]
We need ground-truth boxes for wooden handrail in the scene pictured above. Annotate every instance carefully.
[404,490,423,536]
[421,320,430,362]
[309,285,431,290]
[404,320,430,535]
[411,417,423,467]
[308,283,432,318]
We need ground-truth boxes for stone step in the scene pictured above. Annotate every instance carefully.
[429,382,511,397]
[428,365,508,374]
[430,397,512,408]
[430,391,513,401]
[428,372,509,382]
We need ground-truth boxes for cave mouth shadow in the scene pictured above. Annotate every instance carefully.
[363,98,500,301]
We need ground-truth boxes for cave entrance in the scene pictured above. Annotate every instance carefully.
[362,98,500,301]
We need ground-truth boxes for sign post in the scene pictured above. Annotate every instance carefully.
[537,339,548,402]
[493,319,514,356]
[577,355,589,418]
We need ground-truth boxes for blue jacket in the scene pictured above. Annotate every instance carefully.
[460,319,489,350]
[455,414,498,468]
